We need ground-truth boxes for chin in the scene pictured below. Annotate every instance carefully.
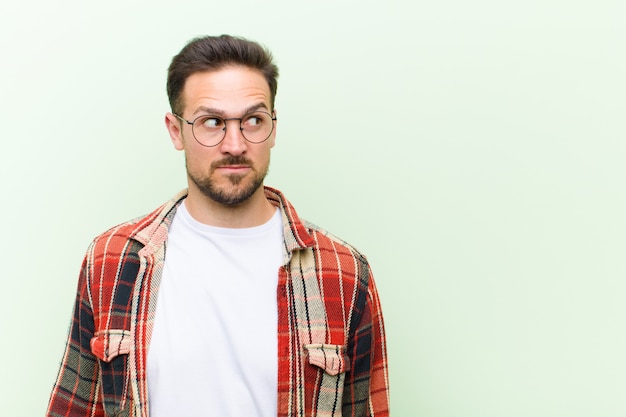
[194,176,265,207]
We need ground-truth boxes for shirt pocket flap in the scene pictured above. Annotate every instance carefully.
[304,344,350,376]
[90,329,132,362]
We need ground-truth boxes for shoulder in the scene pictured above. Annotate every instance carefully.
[87,213,151,253]
[84,202,171,261]
[85,190,187,258]
[301,219,372,284]
[81,220,145,277]
[267,186,370,275]
[303,220,367,260]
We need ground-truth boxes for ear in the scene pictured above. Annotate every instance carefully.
[165,112,185,151]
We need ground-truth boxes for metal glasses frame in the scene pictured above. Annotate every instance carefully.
[174,111,277,147]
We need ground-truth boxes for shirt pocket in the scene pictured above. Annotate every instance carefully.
[304,344,350,416]
[90,329,132,416]
[304,343,350,376]
[90,329,132,362]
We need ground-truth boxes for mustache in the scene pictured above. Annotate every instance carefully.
[211,156,254,169]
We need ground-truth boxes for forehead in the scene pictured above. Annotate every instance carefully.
[182,66,271,115]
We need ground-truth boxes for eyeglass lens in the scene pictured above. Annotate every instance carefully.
[191,112,274,146]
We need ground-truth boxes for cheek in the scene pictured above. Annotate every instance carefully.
[268,132,277,148]
[259,146,273,164]
[185,148,215,169]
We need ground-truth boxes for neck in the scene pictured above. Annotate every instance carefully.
[183,185,276,228]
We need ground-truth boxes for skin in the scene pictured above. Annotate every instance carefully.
[165,66,277,228]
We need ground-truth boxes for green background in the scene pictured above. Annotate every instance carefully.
[1,0,625,415]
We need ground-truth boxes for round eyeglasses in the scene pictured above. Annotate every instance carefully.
[175,111,277,147]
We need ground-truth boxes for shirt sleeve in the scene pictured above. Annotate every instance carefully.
[46,254,105,417]
[343,264,390,416]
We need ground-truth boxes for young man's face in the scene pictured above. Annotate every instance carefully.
[166,66,276,206]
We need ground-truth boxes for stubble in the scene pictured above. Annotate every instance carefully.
[187,155,268,206]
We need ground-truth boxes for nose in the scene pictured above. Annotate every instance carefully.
[219,119,247,155]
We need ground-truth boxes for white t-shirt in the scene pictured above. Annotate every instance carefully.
[147,201,283,417]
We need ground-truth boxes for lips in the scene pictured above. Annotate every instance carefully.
[215,163,250,169]
[211,156,253,170]
[214,164,252,176]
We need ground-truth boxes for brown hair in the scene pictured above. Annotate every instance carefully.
[167,34,279,115]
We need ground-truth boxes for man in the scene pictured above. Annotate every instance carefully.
[47,35,389,417]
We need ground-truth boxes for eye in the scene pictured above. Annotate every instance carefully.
[242,113,265,128]
[197,116,224,129]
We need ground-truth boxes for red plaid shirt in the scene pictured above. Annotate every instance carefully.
[47,187,389,417]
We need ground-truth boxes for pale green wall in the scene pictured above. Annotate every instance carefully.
[1,0,625,415]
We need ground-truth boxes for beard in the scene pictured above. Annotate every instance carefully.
[187,155,268,206]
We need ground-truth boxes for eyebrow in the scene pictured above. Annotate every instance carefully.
[192,103,270,117]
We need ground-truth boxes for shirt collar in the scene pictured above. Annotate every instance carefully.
[130,186,315,257]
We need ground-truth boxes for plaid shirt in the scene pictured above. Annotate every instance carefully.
[47,187,389,417]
